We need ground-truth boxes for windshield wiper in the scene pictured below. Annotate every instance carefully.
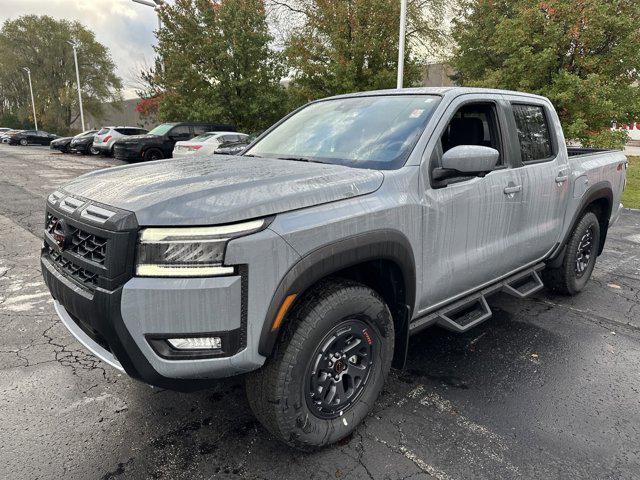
[242,153,263,158]
[275,156,325,164]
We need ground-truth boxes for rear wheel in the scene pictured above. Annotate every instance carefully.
[543,211,601,295]
[246,279,394,450]
[143,148,163,162]
[89,146,100,156]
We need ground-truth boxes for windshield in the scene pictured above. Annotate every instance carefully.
[147,123,175,136]
[245,95,440,169]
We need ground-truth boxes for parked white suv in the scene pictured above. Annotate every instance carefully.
[93,126,148,156]
[173,132,249,158]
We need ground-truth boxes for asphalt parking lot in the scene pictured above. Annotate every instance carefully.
[1,144,639,480]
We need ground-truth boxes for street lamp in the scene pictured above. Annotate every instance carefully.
[67,40,85,131]
[131,0,165,31]
[22,67,38,130]
[396,0,407,89]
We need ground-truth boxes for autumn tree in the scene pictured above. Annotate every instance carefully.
[0,15,122,133]
[146,0,288,132]
[282,0,453,104]
[450,0,640,148]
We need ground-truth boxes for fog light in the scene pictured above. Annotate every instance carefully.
[167,337,222,350]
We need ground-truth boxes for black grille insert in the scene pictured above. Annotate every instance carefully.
[45,244,99,289]
[46,213,107,265]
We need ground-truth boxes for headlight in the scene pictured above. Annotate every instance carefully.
[135,219,266,277]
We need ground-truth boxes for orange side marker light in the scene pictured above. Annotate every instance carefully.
[271,293,297,331]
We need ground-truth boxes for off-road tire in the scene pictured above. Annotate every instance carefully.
[543,211,601,295]
[245,279,394,450]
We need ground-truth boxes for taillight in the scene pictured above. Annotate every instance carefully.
[191,145,201,150]
[103,135,112,143]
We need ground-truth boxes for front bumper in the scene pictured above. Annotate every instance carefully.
[42,252,260,390]
[41,193,300,390]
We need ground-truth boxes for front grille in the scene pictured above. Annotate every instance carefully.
[46,213,107,265]
[44,243,99,289]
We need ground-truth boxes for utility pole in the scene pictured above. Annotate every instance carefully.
[22,67,38,130]
[68,41,85,131]
[396,0,408,89]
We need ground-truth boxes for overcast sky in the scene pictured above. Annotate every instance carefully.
[0,0,160,98]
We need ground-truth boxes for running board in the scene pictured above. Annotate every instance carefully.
[409,263,546,335]
[502,269,544,298]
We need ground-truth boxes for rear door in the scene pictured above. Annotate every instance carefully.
[502,96,570,263]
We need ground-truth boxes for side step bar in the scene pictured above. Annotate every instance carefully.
[409,263,545,334]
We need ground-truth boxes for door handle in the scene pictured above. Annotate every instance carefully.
[504,185,522,195]
[555,175,568,183]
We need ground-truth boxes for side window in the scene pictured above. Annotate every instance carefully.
[439,102,503,165]
[192,125,209,135]
[512,104,553,163]
[430,102,503,187]
[169,126,191,138]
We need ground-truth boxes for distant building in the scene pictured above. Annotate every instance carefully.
[421,63,456,87]
[70,98,156,132]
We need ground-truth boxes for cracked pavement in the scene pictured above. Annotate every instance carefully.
[1,145,639,479]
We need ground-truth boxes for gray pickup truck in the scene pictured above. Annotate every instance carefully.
[41,87,627,449]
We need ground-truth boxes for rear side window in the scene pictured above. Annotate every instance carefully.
[97,128,109,135]
[512,104,553,163]
[192,125,209,135]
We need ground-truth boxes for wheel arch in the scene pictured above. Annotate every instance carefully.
[550,181,613,265]
[258,230,416,367]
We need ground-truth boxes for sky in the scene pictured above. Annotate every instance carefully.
[0,0,160,98]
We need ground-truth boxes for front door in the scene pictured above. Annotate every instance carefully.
[419,95,525,310]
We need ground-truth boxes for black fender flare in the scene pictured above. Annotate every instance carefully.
[258,230,416,357]
[548,180,613,265]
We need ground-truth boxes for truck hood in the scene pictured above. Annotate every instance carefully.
[61,155,384,226]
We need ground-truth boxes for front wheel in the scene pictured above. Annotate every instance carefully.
[543,211,601,295]
[143,148,163,162]
[19,138,28,146]
[246,279,394,450]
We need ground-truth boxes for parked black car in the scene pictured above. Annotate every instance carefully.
[50,136,74,153]
[69,130,99,155]
[9,130,57,146]
[113,122,235,162]
[50,130,96,153]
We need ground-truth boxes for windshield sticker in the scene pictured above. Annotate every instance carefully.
[410,109,424,118]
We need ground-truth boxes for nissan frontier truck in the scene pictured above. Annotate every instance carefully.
[41,87,628,449]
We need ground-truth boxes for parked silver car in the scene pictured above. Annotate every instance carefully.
[93,126,148,156]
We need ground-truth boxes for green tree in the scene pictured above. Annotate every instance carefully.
[0,15,122,134]
[283,0,452,104]
[147,0,289,132]
[450,0,640,148]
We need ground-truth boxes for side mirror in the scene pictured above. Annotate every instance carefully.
[441,145,500,174]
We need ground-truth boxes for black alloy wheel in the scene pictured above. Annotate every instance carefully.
[305,318,376,419]
[574,226,594,278]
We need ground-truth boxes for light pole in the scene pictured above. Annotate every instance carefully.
[131,0,164,31]
[22,67,38,130]
[396,0,407,89]
[68,40,85,132]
